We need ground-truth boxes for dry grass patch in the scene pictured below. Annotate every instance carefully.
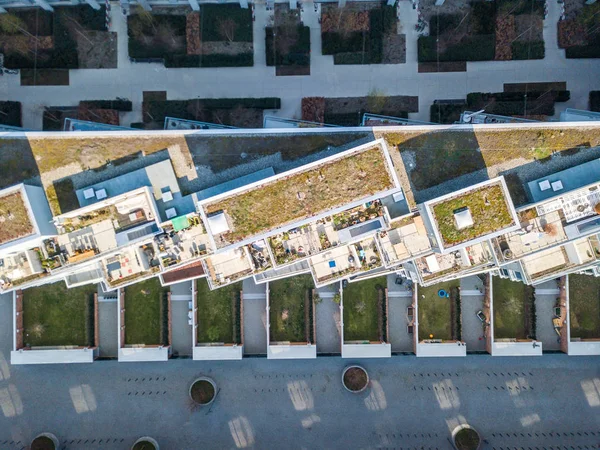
[205,146,394,246]
[431,183,515,246]
[0,192,33,244]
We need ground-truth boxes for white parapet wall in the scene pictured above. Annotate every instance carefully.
[11,348,95,365]
[567,341,600,356]
[341,343,391,358]
[118,346,170,362]
[492,341,543,356]
[416,342,467,357]
[193,345,243,360]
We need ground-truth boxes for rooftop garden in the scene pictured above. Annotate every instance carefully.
[196,279,241,344]
[204,145,394,247]
[0,191,33,245]
[343,276,387,342]
[417,280,460,341]
[431,183,515,247]
[269,274,314,343]
[332,200,383,231]
[493,277,535,340]
[123,278,169,346]
[568,274,600,340]
[22,281,96,347]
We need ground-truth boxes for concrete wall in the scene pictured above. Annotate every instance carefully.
[492,341,543,356]
[23,184,56,238]
[416,342,467,357]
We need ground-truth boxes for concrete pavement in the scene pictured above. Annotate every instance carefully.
[1,1,598,129]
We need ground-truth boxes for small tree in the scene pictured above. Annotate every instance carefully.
[218,18,238,43]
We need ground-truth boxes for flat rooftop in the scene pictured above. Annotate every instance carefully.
[201,140,398,249]
[0,186,34,246]
[528,158,600,204]
[425,178,518,250]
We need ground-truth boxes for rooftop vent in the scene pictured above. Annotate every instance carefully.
[454,207,473,230]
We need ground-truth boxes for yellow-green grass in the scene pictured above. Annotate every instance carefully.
[417,280,458,341]
[493,277,532,340]
[124,278,169,346]
[196,279,241,344]
[205,146,394,246]
[269,274,313,342]
[0,192,33,245]
[432,183,514,246]
[568,274,600,339]
[22,281,96,347]
[343,276,386,342]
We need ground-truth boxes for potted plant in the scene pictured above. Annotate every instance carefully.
[31,433,59,450]
[451,424,481,450]
[189,377,217,406]
[131,437,159,450]
[342,365,369,393]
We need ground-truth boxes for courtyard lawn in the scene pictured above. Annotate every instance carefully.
[196,279,241,344]
[342,276,386,342]
[22,281,96,347]
[269,274,313,343]
[493,277,532,340]
[124,278,169,346]
[568,274,600,339]
[417,280,457,341]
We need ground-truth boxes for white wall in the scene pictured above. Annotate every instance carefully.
[11,348,94,364]
[492,341,543,356]
[118,347,170,362]
[416,342,467,357]
[567,341,600,356]
[23,184,56,237]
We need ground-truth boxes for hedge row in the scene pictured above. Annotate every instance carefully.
[0,101,22,127]
[467,91,569,104]
[511,41,545,60]
[566,44,600,59]
[164,53,254,68]
[201,4,253,42]
[265,26,310,67]
[591,91,600,112]
[80,100,133,111]
[418,35,495,62]
[467,92,556,116]
[429,103,465,124]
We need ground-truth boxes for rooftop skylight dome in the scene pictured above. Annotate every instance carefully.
[454,207,474,230]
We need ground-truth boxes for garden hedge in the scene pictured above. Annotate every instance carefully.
[164,53,254,68]
[418,35,495,62]
[80,100,133,111]
[565,43,600,59]
[201,4,253,42]
[265,26,310,67]
[511,41,545,60]
[590,91,600,112]
[430,103,465,124]
[0,101,22,127]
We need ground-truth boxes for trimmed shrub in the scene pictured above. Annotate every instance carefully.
[322,31,365,55]
[80,100,133,111]
[334,52,368,65]
[418,35,495,62]
[201,4,253,42]
[430,103,465,124]
[511,40,545,60]
[566,44,600,59]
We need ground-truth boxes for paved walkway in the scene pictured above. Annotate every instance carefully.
[98,301,118,358]
[1,1,598,129]
[242,278,267,355]
[315,284,341,354]
[387,274,414,353]
[460,276,486,352]
[170,301,193,357]
[535,279,561,351]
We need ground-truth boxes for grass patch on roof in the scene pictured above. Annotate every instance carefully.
[124,278,169,346]
[269,274,313,343]
[22,281,96,347]
[0,191,33,245]
[196,279,241,344]
[342,276,386,342]
[205,145,394,246]
[568,274,600,339]
[431,183,514,246]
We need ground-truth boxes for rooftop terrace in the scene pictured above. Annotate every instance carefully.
[425,178,517,250]
[201,141,398,249]
[0,188,34,246]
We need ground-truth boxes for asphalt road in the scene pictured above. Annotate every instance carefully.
[0,295,599,450]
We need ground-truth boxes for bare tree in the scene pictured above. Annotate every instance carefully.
[217,18,238,43]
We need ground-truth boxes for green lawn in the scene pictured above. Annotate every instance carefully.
[417,281,457,341]
[22,281,96,347]
[269,274,313,343]
[342,276,386,342]
[568,274,600,339]
[196,279,241,344]
[493,277,532,340]
[124,278,168,346]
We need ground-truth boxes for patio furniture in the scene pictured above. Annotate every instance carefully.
[552,180,564,192]
[538,180,551,191]
[95,188,107,200]
[438,289,449,298]
[83,188,95,200]
[476,310,486,323]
